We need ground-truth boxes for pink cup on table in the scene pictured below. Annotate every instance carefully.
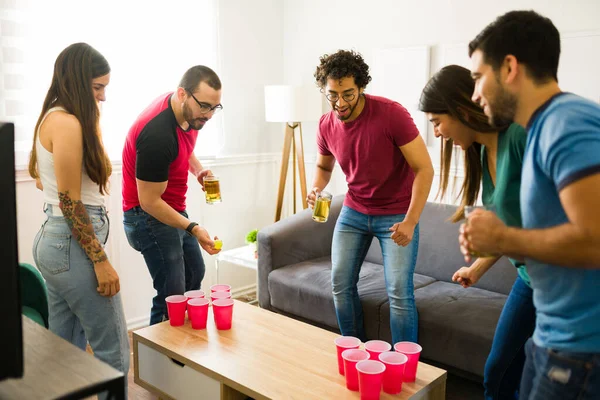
[210,284,231,293]
[342,349,370,391]
[356,360,386,400]
[394,341,422,382]
[211,291,232,302]
[165,295,187,326]
[213,298,234,330]
[334,336,361,375]
[364,340,391,360]
[184,290,205,300]
[378,351,408,394]
[187,298,210,329]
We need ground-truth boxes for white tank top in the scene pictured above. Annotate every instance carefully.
[36,107,105,208]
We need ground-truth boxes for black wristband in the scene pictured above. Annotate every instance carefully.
[186,222,199,236]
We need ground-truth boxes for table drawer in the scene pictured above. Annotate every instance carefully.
[137,342,220,400]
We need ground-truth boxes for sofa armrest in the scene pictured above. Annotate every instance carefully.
[257,195,344,309]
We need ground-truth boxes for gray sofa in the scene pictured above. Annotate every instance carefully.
[257,195,517,380]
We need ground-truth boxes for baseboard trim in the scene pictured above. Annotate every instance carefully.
[231,284,257,297]
[127,315,150,331]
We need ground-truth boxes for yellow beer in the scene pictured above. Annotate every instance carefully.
[312,191,333,223]
[204,176,222,204]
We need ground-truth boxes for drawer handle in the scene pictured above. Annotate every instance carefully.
[170,358,185,368]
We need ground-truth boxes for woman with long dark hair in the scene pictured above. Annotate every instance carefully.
[419,65,534,400]
[30,43,129,397]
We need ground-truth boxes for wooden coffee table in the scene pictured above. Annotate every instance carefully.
[133,300,446,399]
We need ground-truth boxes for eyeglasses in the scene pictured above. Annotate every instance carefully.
[186,89,223,114]
[323,91,357,103]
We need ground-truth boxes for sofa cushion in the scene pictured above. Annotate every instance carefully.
[379,281,506,377]
[268,257,437,339]
[364,202,517,295]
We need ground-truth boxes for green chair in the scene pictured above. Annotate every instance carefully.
[20,263,49,328]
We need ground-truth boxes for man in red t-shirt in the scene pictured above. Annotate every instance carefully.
[122,66,222,325]
[307,50,434,344]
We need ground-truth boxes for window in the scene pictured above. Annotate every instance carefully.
[1,0,220,168]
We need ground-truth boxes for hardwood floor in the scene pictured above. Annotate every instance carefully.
[126,331,158,400]
[86,332,156,399]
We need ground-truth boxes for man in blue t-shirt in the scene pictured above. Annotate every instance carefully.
[460,10,600,400]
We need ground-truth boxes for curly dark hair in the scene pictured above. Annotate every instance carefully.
[314,49,372,89]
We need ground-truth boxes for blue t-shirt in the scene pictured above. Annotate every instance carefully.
[521,92,600,352]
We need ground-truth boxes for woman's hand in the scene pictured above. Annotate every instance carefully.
[94,261,120,297]
[452,266,483,288]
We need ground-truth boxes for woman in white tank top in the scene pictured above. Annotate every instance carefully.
[29,43,129,398]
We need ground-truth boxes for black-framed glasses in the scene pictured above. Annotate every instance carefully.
[323,91,356,103]
[186,89,223,114]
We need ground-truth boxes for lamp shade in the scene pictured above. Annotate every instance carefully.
[264,85,322,122]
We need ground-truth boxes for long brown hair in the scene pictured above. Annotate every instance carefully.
[29,42,112,195]
[419,65,504,222]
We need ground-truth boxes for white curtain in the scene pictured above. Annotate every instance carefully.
[1,0,221,167]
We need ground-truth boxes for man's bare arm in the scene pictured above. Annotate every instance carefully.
[499,173,600,267]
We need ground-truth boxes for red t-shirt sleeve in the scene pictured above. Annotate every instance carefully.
[388,102,420,147]
[316,115,333,156]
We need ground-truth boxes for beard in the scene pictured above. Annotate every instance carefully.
[182,102,208,131]
[487,79,517,128]
[334,95,361,121]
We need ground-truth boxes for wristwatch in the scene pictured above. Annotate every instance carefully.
[186,222,199,236]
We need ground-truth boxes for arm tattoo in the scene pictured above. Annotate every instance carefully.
[58,191,107,264]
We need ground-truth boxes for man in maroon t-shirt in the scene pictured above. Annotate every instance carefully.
[122,66,222,325]
[307,50,434,344]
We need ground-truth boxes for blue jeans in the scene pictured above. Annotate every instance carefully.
[123,206,205,325]
[484,276,536,400]
[33,204,129,399]
[520,338,600,399]
[331,206,419,345]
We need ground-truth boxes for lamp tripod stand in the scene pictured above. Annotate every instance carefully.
[275,122,308,222]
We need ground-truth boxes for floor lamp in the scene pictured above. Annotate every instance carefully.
[265,85,322,222]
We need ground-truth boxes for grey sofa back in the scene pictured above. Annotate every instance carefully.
[360,200,516,295]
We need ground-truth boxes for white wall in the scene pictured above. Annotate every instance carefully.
[16,155,283,328]
[14,1,348,330]
[281,0,600,184]
[217,0,285,156]
[13,0,292,329]
[15,0,600,329]
[281,0,600,89]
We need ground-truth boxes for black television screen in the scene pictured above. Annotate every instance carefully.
[0,122,23,380]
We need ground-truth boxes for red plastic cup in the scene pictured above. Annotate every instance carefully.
[342,349,370,391]
[165,295,187,326]
[394,341,422,382]
[356,360,386,400]
[378,351,408,394]
[187,298,210,330]
[184,290,205,300]
[364,340,391,360]
[210,284,231,293]
[213,298,234,330]
[211,291,232,302]
[334,336,361,375]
